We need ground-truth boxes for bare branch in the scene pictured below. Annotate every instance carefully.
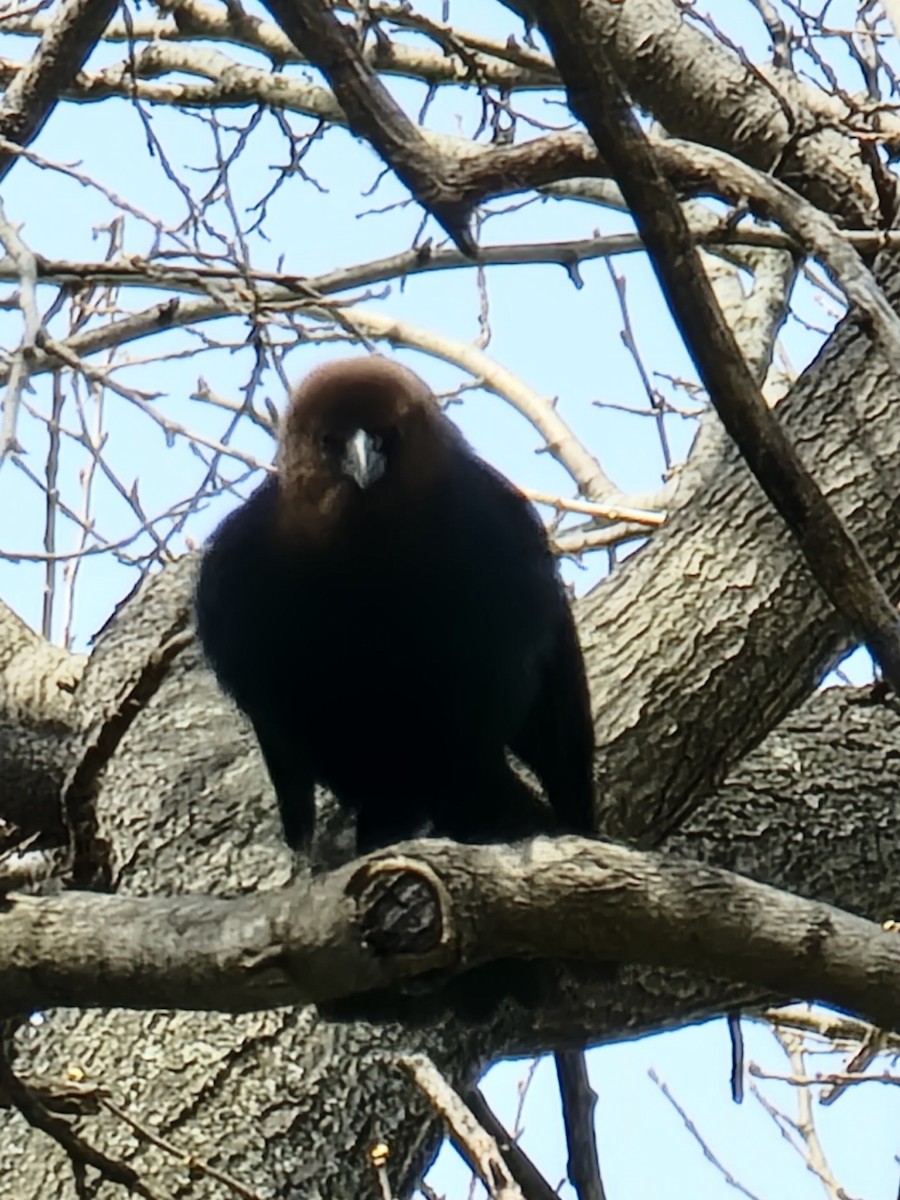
[555,1050,607,1200]
[0,0,119,180]
[0,285,616,497]
[2,0,558,89]
[885,0,900,45]
[0,1051,162,1200]
[462,1085,560,1200]
[520,489,664,528]
[401,1056,524,1200]
[255,0,477,251]
[650,1069,764,1200]
[4,837,900,1029]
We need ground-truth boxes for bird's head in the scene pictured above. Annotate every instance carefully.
[276,357,455,538]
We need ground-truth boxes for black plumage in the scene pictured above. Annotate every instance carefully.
[195,357,595,854]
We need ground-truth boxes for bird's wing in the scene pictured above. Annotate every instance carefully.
[249,713,316,850]
[508,589,596,835]
[195,479,316,850]
[194,479,278,710]
[452,454,596,834]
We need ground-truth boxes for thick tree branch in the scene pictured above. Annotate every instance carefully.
[5,0,891,229]
[4,2,900,1194]
[4,837,900,1029]
[0,0,119,181]
[544,0,890,228]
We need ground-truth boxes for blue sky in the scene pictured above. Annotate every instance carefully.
[0,0,897,1195]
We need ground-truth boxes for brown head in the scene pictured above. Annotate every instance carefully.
[277,357,460,540]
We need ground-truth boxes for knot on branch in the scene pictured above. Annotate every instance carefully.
[346,855,453,958]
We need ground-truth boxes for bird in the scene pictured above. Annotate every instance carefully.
[195,356,595,856]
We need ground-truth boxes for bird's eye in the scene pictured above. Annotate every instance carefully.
[321,432,343,455]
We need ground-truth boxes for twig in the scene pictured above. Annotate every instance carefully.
[5,221,900,306]
[0,286,614,497]
[554,1050,607,1200]
[604,258,672,472]
[885,0,900,45]
[0,195,40,459]
[296,306,616,498]
[520,487,664,527]
[400,1055,523,1200]
[0,1051,162,1199]
[98,1094,265,1200]
[649,1069,765,1200]
[0,200,39,346]
[759,1033,851,1200]
[550,521,650,555]
[2,0,558,88]
[369,1142,396,1200]
[512,1059,541,1141]
[748,1064,900,1090]
[728,1012,745,1104]
[462,1084,559,1200]
[763,1005,892,1049]
[38,334,273,474]
[819,1024,889,1106]
[41,371,65,639]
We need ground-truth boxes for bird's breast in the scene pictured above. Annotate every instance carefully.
[287,532,546,734]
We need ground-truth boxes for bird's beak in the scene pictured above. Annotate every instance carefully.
[341,428,386,490]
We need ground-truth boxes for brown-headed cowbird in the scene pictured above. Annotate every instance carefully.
[195,356,595,854]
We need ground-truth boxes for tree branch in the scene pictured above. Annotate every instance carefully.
[555,1051,607,1200]
[4,0,559,89]
[0,1051,160,1199]
[4,837,900,1028]
[255,0,477,251]
[462,1085,560,1200]
[0,0,119,181]
[0,599,83,842]
[401,1056,524,1200]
